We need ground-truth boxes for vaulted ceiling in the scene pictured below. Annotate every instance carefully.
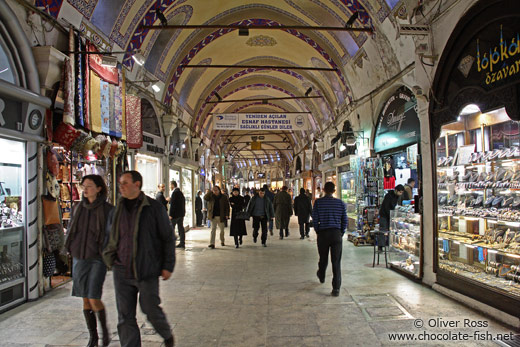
[36,0,410,167]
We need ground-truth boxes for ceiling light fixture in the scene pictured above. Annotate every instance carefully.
[305,87,313,97]
[152,84,161,92]
[132,52,146,66]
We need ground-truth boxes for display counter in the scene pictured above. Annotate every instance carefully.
[390,206,421,278]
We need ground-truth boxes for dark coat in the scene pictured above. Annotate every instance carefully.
[169,188,186,219]
[379,190,400,226]
[155,191,168,210]
[229,195,247,236]
[103,194,175,281]
[273,190,293,229]
[244,194,251,207]
[293,193,312,224]
[195,195,203,211]
[204,191,230,223]
[246,194,274,219]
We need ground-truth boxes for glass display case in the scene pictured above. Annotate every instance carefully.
[389,206,421,278]
[436,108,520,300]
[182,168,193,228]
[340,171,357,231]
[0,138,25,288]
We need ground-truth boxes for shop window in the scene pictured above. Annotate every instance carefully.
[436,107,520,299]
[135,154,160,198]
[0,138,25,285]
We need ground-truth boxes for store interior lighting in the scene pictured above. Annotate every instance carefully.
[152,84,161,92]
[459,104,481,116]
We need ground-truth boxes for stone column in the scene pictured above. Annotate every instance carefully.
[162,115,178,185]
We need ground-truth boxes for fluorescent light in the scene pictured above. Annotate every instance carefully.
[152,84,161,92]
[487,249,498,254]
[0,68,8,73]
[339,144,346,151]
[132,52,145,66]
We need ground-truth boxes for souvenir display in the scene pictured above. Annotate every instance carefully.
[389,206,421,277]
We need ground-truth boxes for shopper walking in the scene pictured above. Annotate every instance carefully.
[203,188,211,228]
[169,180,186,248]
[246,188,274,247]
[263,184,275,235]
[195,191,203,227]
[379,185,404,231]
[65,174,113,347]
[243,188,251,207]
[273,186,293,239]
[294,188,312,239]
[204,185,230,248]
[229,187,247,248]
[155,183,168,210]
[312,182,347,297]
[103,171,175,347]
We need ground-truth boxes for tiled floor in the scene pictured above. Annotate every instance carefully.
[0,217,517,346]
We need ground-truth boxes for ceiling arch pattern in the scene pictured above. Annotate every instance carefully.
[164,18,351,105]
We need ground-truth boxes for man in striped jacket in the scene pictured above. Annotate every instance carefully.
[311,181,347,297]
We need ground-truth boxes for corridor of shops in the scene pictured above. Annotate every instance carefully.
[1,0,520,346]
[0,217,513,346]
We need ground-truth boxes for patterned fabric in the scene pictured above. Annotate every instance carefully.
[100,80,110,134]
[61,58,75,125]
[119,66,126,140]
[84,43,90,130]
[42,252,56,277]
[88,43,119,85]
[34,0,64,18]
[109,83,116,136]
[75,36,85,126]
[89,70,102,133]
[53,122,80,149]
[125,95,142,149]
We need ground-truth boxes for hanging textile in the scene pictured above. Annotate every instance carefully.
[87,42,118,85]
[114,74,123,138]
[109,83,116,136]
[120,67,126,140]
[60,58,75,125]
[100,80,111,134]
[125,94,142,149]
[89,70,102,133]
[75,35,85,126]
[84,42,90,130]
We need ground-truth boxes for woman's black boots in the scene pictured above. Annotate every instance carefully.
[95,309,111,346]
[83,309,98,347]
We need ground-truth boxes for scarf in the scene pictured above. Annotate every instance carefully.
[65,194,107,252]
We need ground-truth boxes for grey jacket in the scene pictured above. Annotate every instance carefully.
[246,194,274,219]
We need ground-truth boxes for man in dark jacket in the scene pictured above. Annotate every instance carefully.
[246,188,274,247]
[169,181,186,248]
[294,188,312,239]
[103,171,175,347]
[379,185,404,231]
[204,185,230,248]
[195,191,203,226]
[274,186,293,239]
[155,183,168,210]
[263,184,275,235]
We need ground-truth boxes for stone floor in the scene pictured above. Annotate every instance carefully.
[0,217,517,346]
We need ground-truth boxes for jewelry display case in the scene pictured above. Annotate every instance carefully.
[436,111,520,306]
[389,206,421,278]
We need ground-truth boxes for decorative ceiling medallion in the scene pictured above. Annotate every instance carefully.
[246,35,277,47]
[249,86,269,90]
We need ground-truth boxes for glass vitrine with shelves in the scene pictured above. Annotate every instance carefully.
[389,206,421,278]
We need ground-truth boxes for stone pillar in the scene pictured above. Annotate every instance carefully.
[162,115,178,184]
[31,46,67,98]
[304,149,313,171]
[417,96,436,286]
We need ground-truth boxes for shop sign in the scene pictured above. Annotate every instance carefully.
[476,27,520,88]
[214,113,309,131]
[146,144,164,154]
[0,97,23,131]
[323,147,335,162]
[143,135,154,144]
[257,172,265,179]
[374,87,419,153]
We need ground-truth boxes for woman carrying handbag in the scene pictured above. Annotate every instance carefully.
[65,175,113,347]
[229,187,248,248]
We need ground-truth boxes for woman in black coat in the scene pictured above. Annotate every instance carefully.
[229,188,247,248]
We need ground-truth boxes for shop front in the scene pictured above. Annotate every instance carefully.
[320,147,337,198]
[374,86,422,278]
[0,1,51,311]
[430,0,520,316]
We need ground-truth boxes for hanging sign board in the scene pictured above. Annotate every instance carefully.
[323,147,335,162]
[214,113,309,131]
[374,87,420,153]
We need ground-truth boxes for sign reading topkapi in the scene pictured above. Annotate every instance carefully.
[214,113,309,131]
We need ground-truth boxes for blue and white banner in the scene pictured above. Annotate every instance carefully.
[214,113,309,131]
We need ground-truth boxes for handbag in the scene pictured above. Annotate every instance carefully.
[236,211,250,220]
[42,195,61,225]
[43,224,64,252]
[42,251,56,277]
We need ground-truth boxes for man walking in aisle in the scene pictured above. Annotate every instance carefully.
[294,188,312,239]
[273,186,293,239]
[204,185,230,248]
[104,171,175,347]
[246,188,274,247]
[262,184,275,235]
[312,182,347,297]
[195,190,203,227]
[169,180,186,248]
